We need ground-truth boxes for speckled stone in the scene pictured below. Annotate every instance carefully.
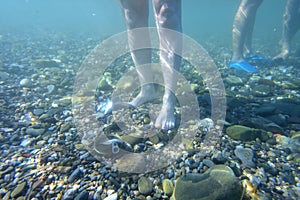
[138,176,153,195]
[173,165,242,200]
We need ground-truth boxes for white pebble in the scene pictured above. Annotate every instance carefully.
[104,192,118,200]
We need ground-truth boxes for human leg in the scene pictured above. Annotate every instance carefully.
[244,0,263,55]
[274,0,300,60]
[119,0,157,107]
[152,0,182,130]
[232,0,263,62]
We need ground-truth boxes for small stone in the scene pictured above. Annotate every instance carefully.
[63,188,77,200]
[162,179,174,196]
[234,146,255,168]
[74,144,85,151]
[33,109,44,116]
[212,151,227,164]
[20,78,31,87]
[60,123,71,133]
[47,84,55,94]
[225,75,244,85]
[149,135,160,144]
[74,190,89,200]
[25,128,45,137]
[34,59,60,68]
[291,131,300,140]
[20,138,34,147]
[264,122,283,133]
[138,176,153,195]
[252,85,271,97]
[104,192,118,200]
[203,159,215,168]
[11,182,27,198]
[3,191,11,200]
[68,168,83,183]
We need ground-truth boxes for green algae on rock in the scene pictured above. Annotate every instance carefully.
[226,125,270,141]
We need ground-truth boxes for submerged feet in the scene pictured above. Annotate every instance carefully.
[273,49,289,61]
[128,84,158,107]
[129,85,176,131]
[154,101,175,130]
[154,93,176,131]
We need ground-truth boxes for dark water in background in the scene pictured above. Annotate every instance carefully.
[0,0,287,45]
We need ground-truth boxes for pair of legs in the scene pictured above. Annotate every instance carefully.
[118,0,182,130]
[274,0,300,60]
[230,0,263,73]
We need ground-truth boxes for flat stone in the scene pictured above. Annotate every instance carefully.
[225,75,243,85]
[60,123,71,133]
[255,105,276,116]
[291,131,300,140]
[234,146,255,168]
[3,191,11,200]
[252,85,271,97]
[226,125,269,142]
[33,108,44,116]
[138,176,153,195]
[173,165,242,200]
[34,59,60,68]
[264,122,284,133]
[104,193,118,200]
[203,159,215,168]
[74,190,89,200]
[162,179,174,196]
[19,78,31,87]
[25,128,45,137]
[11,182,27,198]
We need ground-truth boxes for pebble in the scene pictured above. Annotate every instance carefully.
[25,128,45,137]
[20,138,34,147]
[47,84,55,94]
[33,108,44,116]
[74,190,89,200]
[11,182,27,198]
[63,188,77,200]
[202,159,215,168]
[211,151,227,164]
[104,192,118,200]
[19,78,31,87]
[162,179,174,196]
[225,75,244,85]
[138,176,153,195]
[234,146,255,168]
[68,168,84,183]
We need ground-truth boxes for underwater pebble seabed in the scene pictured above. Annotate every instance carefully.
[0,32,300,200]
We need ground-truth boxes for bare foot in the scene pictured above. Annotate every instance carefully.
[273,49,289,61]
[129,84,158,107]
[155,95,176,130]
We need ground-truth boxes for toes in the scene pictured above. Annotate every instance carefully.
[161,119,175,131]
